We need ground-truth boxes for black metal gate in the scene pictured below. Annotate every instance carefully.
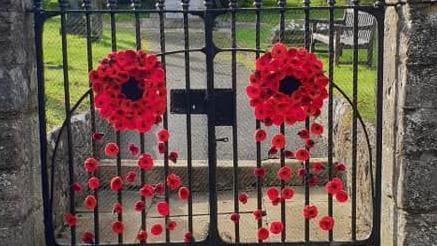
[33,0,385,244]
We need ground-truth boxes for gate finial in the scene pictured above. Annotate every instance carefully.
[107,0,117,9]
[131,0,141,9]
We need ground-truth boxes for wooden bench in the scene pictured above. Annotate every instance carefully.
[310,9,376,67]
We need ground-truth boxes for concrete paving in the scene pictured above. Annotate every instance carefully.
[57,187,370,244]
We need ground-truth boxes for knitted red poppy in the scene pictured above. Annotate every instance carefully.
[89,50,166,132]
[247,43,328,127]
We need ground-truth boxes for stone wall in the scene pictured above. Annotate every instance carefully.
[0,0,44,245]
[327,99,375,239]
[382,1,437,245]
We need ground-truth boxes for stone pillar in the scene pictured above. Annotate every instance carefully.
[382,1,437,245]
[0,0,43,245]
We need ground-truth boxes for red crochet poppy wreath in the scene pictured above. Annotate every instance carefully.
[89,50,166,132]
[246,43,329,126]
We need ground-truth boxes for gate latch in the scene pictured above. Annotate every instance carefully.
[170,89,235,126]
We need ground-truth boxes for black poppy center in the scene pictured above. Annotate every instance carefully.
[279,76,301,95]
[121,77,143,101]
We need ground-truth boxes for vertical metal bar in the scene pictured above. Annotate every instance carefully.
[156,0,170,242]
[34,1,56,244]
[59,0,76,244]
[373,5,385,245]
[303,0,311,242]
[253,0,263,242]
[181,0,193,237]
[83,0,100,243]
[131,0,147,237]
[351,1,359,241]
[107,0,123,243]
[203,0,219,241]
[277,0,287,242]
[229,0,240,242]
[327,0,335,242]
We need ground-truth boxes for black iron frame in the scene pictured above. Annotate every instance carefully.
[33,0,385,245]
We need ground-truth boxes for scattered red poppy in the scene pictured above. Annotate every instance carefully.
[269,221,284,235]
[81,231,94,244]
[266,187,279,201]
[156,129,170,142]
[125,170,137,183]
[271,133,286,150]
[310,122,324,135]
[151,223,163,236]
[335,162,346,172]
[247,43,328,127]
[84,157,99,173]
[169,151,178,163]
[154,183,164,195]
[253,209,263,220]
[271,196,281,206]
[156,201,169,216]
[84,195,97,210]
[64,213,77,227]
[307,175,319,186]
[137,153,154,171]
[254,129,267,142]
[105,142,119,157]
[178,186,190,200]
[112,220,124,234]
[139,184,155,197]
[239,192,249,204]
[71,182,82,192]
[167,220,177,231]
[297,167,307,178]
[128,143,139,156]
[89,50,166,132]
[166,173,181,190]
[284,150,294,158]
[184,231,192,242]
[281,187,295,200]
[253,167,266,177]
[335,190,349,203]
[302,204,318,219]
[230,212,240,223]
[312,162,324,173]
[113,202,123,214]
[305,139,315,149]
[297,129,310,139]
[88,176,100,190]
[325,177,343,194]
[257,227,270,241]
[137,230,147,241]
[110,176,123,191]
[295,148,310,161]
[277,166,292,181]
[319,216,335,231]
[268,147,278,156]
[134,200,146,212]
[91,132,104,141]
[157,142,166,154]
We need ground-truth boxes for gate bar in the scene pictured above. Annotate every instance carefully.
[351,0,360,240]
[107,0,124,243]
[327,0,335,242]
[253,0,264,243]
[181,0,194,238]
[277,0,287,242]
[156,0,171,242]
[59,0,77,244]
[229,0,241,242]
[83,0,100,243]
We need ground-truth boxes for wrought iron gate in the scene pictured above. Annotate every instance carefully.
[33,0,385,244]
